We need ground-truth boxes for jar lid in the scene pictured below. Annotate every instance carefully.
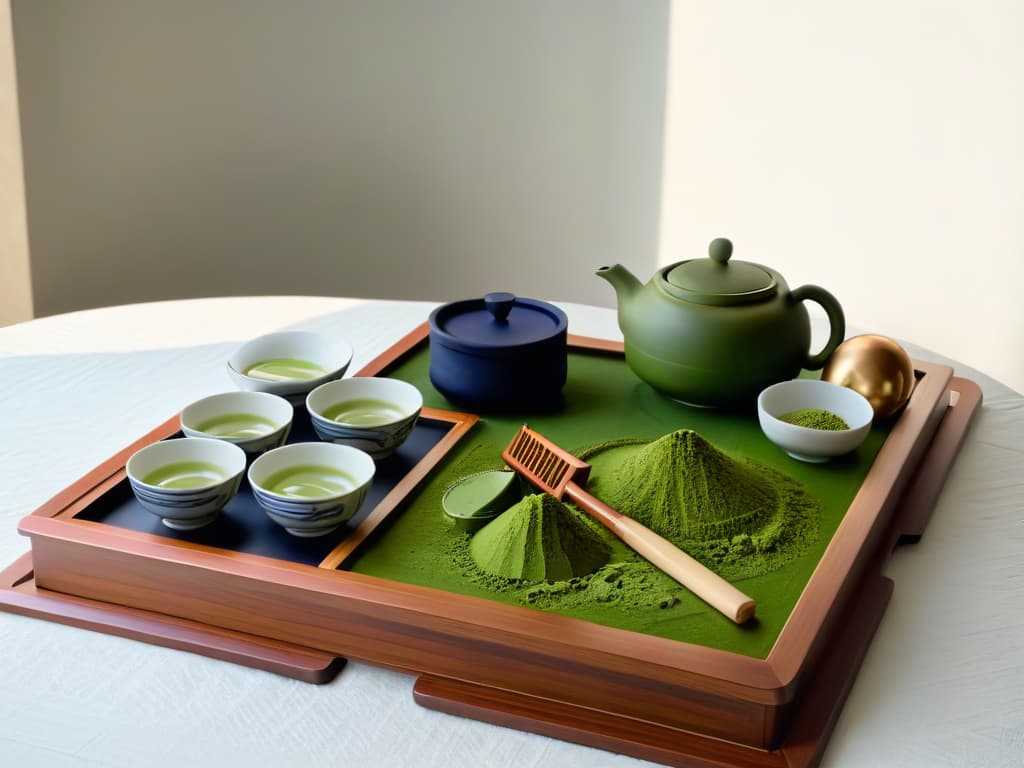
[664,238,777,306]
[429,292,567,353]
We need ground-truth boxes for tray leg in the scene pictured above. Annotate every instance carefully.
[414,675,785,768]
[0,552,346,684]
[893,377,983,542]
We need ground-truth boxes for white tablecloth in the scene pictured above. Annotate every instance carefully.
[0,297,1020,768]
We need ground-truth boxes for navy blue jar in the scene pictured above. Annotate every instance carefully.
[428,292,568,411]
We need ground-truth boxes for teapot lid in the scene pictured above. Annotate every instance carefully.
[429,292,567,353]
[664,238,777,306]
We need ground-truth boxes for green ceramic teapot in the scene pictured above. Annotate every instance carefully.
[597,238,845,407]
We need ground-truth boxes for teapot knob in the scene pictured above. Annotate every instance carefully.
[709,238,733,264]
[484,292,516,322]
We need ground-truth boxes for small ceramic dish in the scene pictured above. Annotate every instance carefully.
[441,470,522,533]
[247,442,376,537]
[306,377,423,460]
[757,379,874,463]
[226,331,353,405]
[126,437,247,530]
[180,391,293,454]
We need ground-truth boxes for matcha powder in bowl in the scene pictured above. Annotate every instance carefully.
[779,408,850,431]
[581,430,820,581]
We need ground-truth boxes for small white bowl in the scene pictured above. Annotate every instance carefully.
[226,331,353,405]
[757,379,874,463]
[126,438,247,529]
[180,391,293,454]
[306,377,423,460]
[248,442,376,537]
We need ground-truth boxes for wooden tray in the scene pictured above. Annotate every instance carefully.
[1,324,983,767]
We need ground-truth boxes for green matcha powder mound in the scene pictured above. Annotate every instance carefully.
[469,493,612,582]
[454,429,821,610]
[605,430,778,543]
[592,429,820,580]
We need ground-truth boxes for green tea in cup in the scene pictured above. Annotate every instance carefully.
[195,412,279,439]
[263,464,358,498]
[244,358,327,382]
[143,461,226,489]
[323,398,406,426]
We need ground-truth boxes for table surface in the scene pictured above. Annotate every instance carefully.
[0,297,1020,768]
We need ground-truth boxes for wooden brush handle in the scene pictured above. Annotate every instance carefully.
[564,483,756,624]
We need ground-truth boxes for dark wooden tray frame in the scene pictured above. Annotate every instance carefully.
[1,323,983,768]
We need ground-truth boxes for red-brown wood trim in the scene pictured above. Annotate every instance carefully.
[566,333,625,355]
[354,322,432,378]
[414,675,789,768]
[25,414,181,521]
[0,552,344,684]
[770,573,894,766]
[27,534,777,745]
[766,360,952,687]
[319,406,479,569]
[20,512,785,700]
[889,377,982,540]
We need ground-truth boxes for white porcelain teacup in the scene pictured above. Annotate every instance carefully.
[306,377,423,460]
[227,331,353,405]
[180,391,293,454]
[126,437,247,529]
[248,442,376,537]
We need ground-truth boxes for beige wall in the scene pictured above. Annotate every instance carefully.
[12,0,668,316]
[0,0,31,325]
[9,1,1022,392]
[660,0,1024,393]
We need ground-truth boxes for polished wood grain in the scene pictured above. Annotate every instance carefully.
[414,573,894,768]
[5,324,983,766]
[354,322,435,378]
[24,519,783,745]
[0,552,345,683]
[414,675,790,768]
[765,360,952,686]
[889,378,982,541]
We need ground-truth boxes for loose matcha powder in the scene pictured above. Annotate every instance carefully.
[469,493,611,581]
[779,408,849,431]
[599,430,779,543]
[451,429,820,609]
[450,503,673,612]
[582,430,820,581]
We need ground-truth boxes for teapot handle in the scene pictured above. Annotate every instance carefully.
[790,285,845,370]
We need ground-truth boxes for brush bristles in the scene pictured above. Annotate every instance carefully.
[502,426,590,496]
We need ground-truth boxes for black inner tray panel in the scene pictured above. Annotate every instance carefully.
[77,409,453,565]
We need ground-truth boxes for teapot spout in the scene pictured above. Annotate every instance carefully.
[596,264,642,307]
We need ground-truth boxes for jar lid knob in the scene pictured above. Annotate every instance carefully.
[484,292,516,322]
[709,238,733,264]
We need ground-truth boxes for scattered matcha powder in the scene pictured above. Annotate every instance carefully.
[450,529,685,612]
[582,430,820,581]
[450,429,821,611]
[779,408,849,431]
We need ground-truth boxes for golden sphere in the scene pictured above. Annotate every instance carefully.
[821,335,915,420]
